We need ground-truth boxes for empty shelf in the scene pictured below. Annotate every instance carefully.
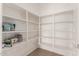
[55,21,73,24]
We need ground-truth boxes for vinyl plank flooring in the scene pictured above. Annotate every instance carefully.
[28,48,63,56]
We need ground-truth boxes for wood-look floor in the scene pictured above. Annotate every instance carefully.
[28,48,62,56]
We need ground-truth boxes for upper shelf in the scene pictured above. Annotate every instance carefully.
[2,15,27,22]
[2,4,27,22]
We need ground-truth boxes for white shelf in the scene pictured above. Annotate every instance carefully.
[41,36,72,40]
[41,42,52,47]
[40,30,52,31]
[55,30,73,33]
[3,41,26,50]
[28,21,39,25]
[3,15,27,22]
[40,23,53,25]
[2,31,26,33]
[3,4,27,22]
[41,36,54,39]
[28,30,39,32]
[55,21,73,24]
[28,35,38,39]
[40,21,73,25]
[55,45,72,50]
[55,37,72,40]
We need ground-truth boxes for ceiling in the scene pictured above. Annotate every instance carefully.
[15,3,77,16]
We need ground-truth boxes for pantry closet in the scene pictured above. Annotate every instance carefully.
[1,3,77,56]
[40,10,76,55]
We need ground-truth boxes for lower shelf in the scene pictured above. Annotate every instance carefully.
[2,31,27,33]
[2,41,26,51]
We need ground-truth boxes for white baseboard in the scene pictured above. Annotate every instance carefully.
[39,44,72,56]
